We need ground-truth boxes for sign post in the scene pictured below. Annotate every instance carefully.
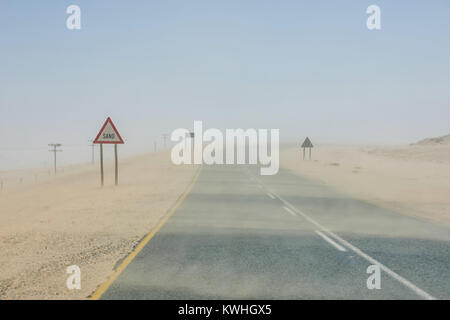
[93,117,124,187]
[114,144,118,186]
[100,144,104,186]
[301,137,313,160]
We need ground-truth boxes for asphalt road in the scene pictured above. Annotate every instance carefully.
[100,165,450,299]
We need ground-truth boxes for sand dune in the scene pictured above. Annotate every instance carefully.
[0,151,197,299]
[281,144,450,228]
[414,134,450,146]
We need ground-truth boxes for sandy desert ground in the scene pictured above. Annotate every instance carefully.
[0,151,197,299]
[281,141,450,228]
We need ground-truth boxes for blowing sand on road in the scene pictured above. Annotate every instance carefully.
[281,141,450,228]
[88,139,449,300]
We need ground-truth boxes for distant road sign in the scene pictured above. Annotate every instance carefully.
[93,117,124,144]
[301,137,313,148]
[300,137,313,160]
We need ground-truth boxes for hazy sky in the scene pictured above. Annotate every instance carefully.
[1,1,449,169]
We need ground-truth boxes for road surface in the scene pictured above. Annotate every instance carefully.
[98,165,450,299]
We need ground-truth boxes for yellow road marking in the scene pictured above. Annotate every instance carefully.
[89,166,202,300]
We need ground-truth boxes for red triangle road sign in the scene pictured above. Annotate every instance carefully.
[93,117,124,144]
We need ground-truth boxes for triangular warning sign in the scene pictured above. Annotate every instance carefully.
[301,137,313,148]
[93,117,124,144]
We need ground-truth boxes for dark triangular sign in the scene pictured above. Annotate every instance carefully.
[301,137,313,148]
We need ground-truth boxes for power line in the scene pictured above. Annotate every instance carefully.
[0,144,86,151]
[48,143,62,174]
[0,147,48,151]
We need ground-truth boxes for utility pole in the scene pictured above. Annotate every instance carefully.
[162,133,169,149]
[89,140,96,164]
[48,144,62,174]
